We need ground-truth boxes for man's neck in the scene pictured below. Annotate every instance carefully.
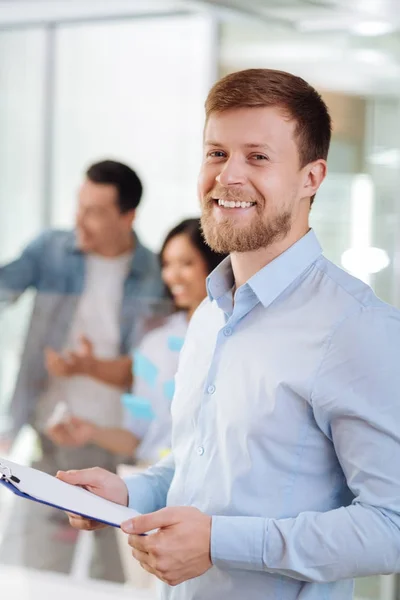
[96,233,135,258]
[231,226,309,289]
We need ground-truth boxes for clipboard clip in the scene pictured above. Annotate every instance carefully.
[0,462,20,484]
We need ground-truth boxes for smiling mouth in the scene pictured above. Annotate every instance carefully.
[213,198,256,209]
[170,285,187,296]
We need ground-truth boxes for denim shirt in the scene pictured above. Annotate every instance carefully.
[0,229,165,434]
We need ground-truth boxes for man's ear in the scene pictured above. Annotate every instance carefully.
[302,159,327,199]
[123,209,136,228]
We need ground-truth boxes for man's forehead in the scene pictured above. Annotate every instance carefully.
[203,107,297,150]
[80,180,116,198]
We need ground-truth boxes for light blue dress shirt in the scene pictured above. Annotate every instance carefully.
[125,230,400,600]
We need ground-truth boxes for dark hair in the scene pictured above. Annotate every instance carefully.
[86,160,143,213]
[160,218,227,275]
[205,68,332,205]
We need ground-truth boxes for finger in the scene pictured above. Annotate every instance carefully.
[67,513,104,530]
[49,426,75,446]
[47,423,64,435]
[127,533,152,552]
[64,353,78,367]
[80,335,92,349]
[46,426,67,444]
[81,335,93,354]
[121,507,180,535]
[140,561,157,577]
[139,560,168,585]
[68,415,84,428]
[131,547,150,565]
[56,466,107,487]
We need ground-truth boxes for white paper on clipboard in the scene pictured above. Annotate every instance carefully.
[0,456,141,528]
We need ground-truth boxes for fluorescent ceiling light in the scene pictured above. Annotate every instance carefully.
[352,21,395,36]
[353,49,390,66]
[341,247,390,275]
[367,148,400,167]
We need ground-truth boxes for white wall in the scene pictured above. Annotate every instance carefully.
[51,14,215,250]
[0,29,46,261]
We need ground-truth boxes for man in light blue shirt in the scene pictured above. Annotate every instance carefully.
[61,69,400,599]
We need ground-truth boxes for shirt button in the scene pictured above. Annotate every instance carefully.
[207,384,216,394]
[224,327,232,336]
[197,446,204,456]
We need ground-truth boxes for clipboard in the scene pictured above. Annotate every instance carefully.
[0,457,142,529]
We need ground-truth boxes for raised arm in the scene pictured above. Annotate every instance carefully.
[0,231,48,309]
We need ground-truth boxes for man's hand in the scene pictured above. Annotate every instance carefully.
[46,416,96,448]
[46,422,76,446]
[45,337,95,378]
[121,507,212,586]
[45,348,76,377]
[57,467,129,531]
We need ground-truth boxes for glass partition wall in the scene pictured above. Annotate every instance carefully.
[0,13,215,427]
[1,5,400,597]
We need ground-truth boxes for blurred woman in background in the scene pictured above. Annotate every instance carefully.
[47,218,226,464]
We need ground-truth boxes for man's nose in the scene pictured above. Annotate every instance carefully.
[216,155,247,187]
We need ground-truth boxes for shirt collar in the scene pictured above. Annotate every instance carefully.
[207,255,235,303]
[67,230,149,278]
[207,229,322,308]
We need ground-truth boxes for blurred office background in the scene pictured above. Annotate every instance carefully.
[0,1,400,598]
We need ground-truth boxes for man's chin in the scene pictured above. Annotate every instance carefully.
[76,237,93,253]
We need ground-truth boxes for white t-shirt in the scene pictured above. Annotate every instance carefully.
[37,252,132,430]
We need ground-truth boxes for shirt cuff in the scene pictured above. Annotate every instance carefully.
[211,515,267,571]
[124,474,160,514]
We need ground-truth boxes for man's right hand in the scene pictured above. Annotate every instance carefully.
[45,337,96,379]
[46,416,96,448]
[57,467,129,531]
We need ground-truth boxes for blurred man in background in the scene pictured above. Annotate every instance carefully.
[0,159,165,580]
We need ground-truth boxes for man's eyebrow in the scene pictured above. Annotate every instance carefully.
[204,141,274,152]
[242,143,274,152]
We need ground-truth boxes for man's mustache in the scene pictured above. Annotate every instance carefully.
[204,187,260,204]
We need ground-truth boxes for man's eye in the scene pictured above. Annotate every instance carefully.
[251,154,268,161]
[208,151,226,158]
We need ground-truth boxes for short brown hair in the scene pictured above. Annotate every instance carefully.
[205,68,332,171]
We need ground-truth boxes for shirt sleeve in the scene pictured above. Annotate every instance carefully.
[124,452,175,514]
[211,306,400,582]
[0,231,48,308]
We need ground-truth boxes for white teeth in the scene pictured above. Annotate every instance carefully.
[171,285,186,295]
[217,199,254,209]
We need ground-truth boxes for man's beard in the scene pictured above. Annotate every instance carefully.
[200,189,292,254]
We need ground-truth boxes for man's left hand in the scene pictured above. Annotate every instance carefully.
[45,337,95,379]
[121,507,212,586]
[46,416,95,447]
